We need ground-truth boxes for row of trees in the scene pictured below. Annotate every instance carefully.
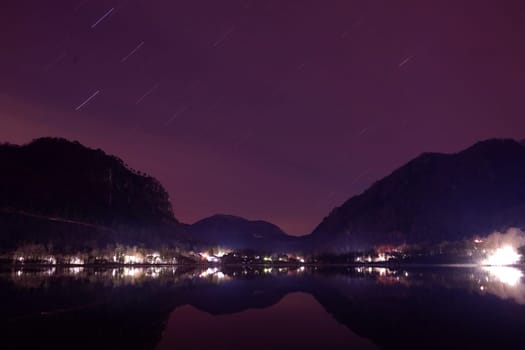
[6,243,201,265]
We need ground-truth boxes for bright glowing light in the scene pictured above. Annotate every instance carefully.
[374,253,387,262]
[200,252,220,263]
[149,252,162,264]
[215,250,229,258]
[482,246,521,266]
[69,257,84,265]
[484,266,523,286]
[124,254,144,264]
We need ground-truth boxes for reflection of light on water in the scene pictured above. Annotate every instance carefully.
[376,268,387,276]
[146,267,162,278]
[69,267,84,275]
[123,267,142,278]
[199,267,218,278]
[355,267,395,277]
[198,268,230,282]
[482,246,521,266]
[478,266,525,304]
[484,266,523,286]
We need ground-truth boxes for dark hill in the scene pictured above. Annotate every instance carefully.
[0,137,186,251]
[309,139,525,251]
[189,214,298,251]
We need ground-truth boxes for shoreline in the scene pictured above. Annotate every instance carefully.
[2,262,524,268]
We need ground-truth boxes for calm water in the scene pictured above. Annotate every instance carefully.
[2,265,525,349]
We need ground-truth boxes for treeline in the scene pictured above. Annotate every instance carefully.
[0,137,176,227]
[3,243,202,265]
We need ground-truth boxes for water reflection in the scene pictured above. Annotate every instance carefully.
[2,265,525,349]
[6,265,525,304]
[483,266,523,286]
[6,264,525,302]
[349,265,525,304]
[6,265,307,288]
[157,292,379,350]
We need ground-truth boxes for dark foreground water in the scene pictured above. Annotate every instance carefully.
[2,265,525,350]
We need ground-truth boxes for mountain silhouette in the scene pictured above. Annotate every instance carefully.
[189,214,298,251]
[3,137,525,253]
[309,139,525,251]
[0,137,186,250]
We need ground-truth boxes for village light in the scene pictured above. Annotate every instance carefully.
[70,257,84,265]
[124,254,144,264]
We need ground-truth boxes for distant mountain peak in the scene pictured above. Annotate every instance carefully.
[194,214,284,228]
[205,214,249,221]
[463,138,522,153]
[190,214,294,250]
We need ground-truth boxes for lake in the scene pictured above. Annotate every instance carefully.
[2,265,525,349]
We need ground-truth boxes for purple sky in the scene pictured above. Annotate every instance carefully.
[1,0,525,235]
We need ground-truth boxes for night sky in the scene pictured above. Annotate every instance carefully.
[2,1,525,235]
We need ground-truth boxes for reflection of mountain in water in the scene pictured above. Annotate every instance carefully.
[2,266,525,349]
[158,292,379,350]
[312,267,525,350]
